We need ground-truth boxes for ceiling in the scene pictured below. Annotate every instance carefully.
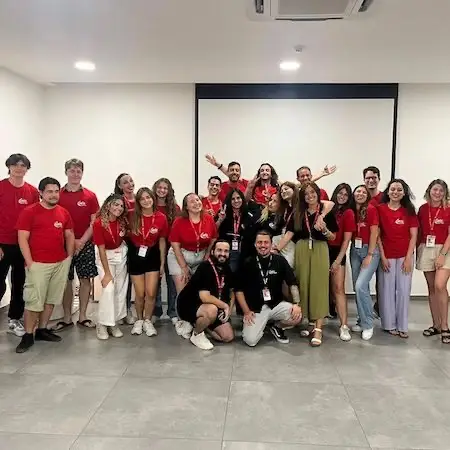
[0,0,449,84]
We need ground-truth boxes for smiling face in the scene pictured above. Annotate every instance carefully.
[109,199,124,218]
[280,184,294,201]
[212,241,230,264]
[208,178,221,197]
[388,182,405,202]
[119,175,135,195]
[155,182,169,199]
[429,183,445,204]
[139,191,154,210]
[268,193,279,213]
[336,188,349,206]
[364,170,379,190]
[231,191,243,210]
[255,233,271,257]
[228,164,241,183]
[186,193,202,214]
[8,160,28,178]
[354,186,369,205]
[297,168,312,185]
[304,186,319,206]
[259,164,272,182]
[66,164,83,185]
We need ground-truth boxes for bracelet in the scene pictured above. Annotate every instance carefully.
[440,251,448,256]
[217,164,223,170]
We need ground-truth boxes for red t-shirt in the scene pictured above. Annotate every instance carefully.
[320,188,329,201]
[155,203,181,226]
[202,197,222,217]
[16,203,73,263]
[123,196,135,214]
[418,203,450,245]
[0,179,40,244]
[354,204,379,245]
[93,218,125,250]
[369,191,383,206]
[129,212,169,248]
[328,208,356,247]
[378,203,419,259]
[169,214,217,252]
[59,187,99,239]
[253,185,278,206]
[219,179,249,203]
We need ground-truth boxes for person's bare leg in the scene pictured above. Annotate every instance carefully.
[62,281,74,323]
[173,275,187,295]
[210,322,234,342]
[424,272,440,329]
[435,269,450,331]
[78,278,92,323]
[131,275,145,320]
[24,309,39,334]
[39,304,55,328]
[332,266,348,326]
[195,304,218,333]
[143,272,159,320]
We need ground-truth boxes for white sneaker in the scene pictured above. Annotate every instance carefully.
[131,319,144,335]
[8,319,26,337]
[190,331,214,350]
[143,319,157,337]
[351,324,362,333]
[339,325,352,342]
[171,317,179,325]
[175,320,193,339]
[362,328,374,341]
[125,312,136,325]
[109,325,123,338]
[96,324,109,340]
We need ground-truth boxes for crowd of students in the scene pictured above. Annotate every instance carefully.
[1,152,449,353]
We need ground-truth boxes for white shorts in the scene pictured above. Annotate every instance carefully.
[167,247,206,276]
[416,243,450,272]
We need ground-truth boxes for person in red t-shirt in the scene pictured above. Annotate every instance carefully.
[0,153,40,337]
[168,193,218,338]
[296,165,335,201]
[416,179,450,343]
[55,158,100,331]
[201,176,222,217]
[328,183,356,341]
[128,188,169,337]
[92,194,129,340]
[152,177,180,322]
[245,163,279,206]
[15,177,75,353]
[363,166,383,206]
[349,184,380,340]
[205,155,249,203]
[378,179,418,338]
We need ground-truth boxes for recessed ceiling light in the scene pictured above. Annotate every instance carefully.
[279,60,301,71]
[74,60,96,72]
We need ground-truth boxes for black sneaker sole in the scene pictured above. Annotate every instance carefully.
[16,342,34,353]
[269,327,289,344]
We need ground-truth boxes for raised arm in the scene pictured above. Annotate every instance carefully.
[205,154,229,177]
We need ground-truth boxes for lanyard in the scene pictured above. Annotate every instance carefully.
[141,215,156,246]
[124,196,134,212]
[284,209,293,225]
[233,213,241,236]
[305,207,320,238]
[107,220,119,247]
[429,205,441,233]
[206,198,221,215]
[190,218,203,253]
[208,259,225,299]
[257,255,272,287]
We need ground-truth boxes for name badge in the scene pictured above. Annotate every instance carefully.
[231,239,239,251]
[262,288,271,302]
[426,235,436,248]
[354,238,363,249]
[138,246,148,257]
[308,238,313,250]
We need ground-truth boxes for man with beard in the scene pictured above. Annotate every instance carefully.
[201,176,223,217]
[176,239,235,350]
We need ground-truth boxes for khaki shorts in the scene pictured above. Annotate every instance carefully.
[23,257,72,312]
[167,247,206,276]
[416,243,450,272]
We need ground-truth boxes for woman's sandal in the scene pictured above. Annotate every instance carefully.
[441,330,450,344]
[300,322,315,337]
[423,326,441,337]
[310,328,323,347]
[399,331,409,339]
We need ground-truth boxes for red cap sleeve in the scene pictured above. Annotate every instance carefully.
[367,205,379,226]
[343,209,356,233]
[16,207,33,231]
[169,217,182,243]
[92,219,105,246]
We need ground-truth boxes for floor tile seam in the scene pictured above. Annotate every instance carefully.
[414,346,450,381]
[221,346,237,444]
[342,381,450,391]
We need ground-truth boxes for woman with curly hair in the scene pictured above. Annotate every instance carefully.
[416,179,450,343]
[92,194,129,340]
[378,179,418,338]
[245,163,279,206]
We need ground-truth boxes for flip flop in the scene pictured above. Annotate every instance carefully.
[77,319,95,328]
[50,321,74,332]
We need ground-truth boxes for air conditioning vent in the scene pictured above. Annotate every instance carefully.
[248,0,373,21]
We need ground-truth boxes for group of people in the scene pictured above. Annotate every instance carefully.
[1,152,449,354]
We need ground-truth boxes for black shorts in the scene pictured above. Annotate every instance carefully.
[328,245,346,266]
[69,241,98,280]
[177,296,229,330]
[128,243,161,276]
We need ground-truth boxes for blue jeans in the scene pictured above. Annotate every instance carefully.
[154,260,177,318]
[350,244,380,330]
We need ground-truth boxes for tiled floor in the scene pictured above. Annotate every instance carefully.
[0,300,449,450]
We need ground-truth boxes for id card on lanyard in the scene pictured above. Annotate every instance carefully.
[190,218,203,256]
[257,255,272,301]
[209,259,225,300]
[139,215,156,258]
[305,208,320,250]
[232,213,241,251]
[426,205,441,248]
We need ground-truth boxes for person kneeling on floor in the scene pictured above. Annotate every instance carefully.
[235,230,302,346]
[176,239,235,350]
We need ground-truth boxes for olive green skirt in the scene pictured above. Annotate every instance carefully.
[294,239,330,321]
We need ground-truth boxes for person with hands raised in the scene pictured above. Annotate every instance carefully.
[245,163,279,206]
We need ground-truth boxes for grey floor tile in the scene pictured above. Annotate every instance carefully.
[72,437,222,449]
[347,384,450,449]
[0,333,42,373]
[420,347,450,378]
[232,344,341,384]
[223,443,371,449]
[0,373,118,435]
[84,376,229,439]
[0,433,76,449]
[224,381,368,447]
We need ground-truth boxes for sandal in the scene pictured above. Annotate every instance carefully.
[423,326,441,337]
[50,321,74,332]
[77,319,95,328]
[384,329,399,336]
[310,328,323,347]
[300,323,314,337]
[441,330,450,344]
[399,331,409,339]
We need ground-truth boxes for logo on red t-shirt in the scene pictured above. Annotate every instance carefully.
[435,218,444,225]
[77,201,87,207]
[54,221,63,228]
[150,227,158,234]
[395,219,405,225]
[18,198,29,205]
[200,232,209,239]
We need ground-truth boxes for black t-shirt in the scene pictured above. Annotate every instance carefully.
[235,253,297,312]
[218,211,253,245]
[286,206,338,243]
[177,260,234,306]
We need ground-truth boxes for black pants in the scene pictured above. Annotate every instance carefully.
[0,244,25,320]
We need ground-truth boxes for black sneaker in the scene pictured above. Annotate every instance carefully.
[16,333,34,353]
[270,325,289,344]
[35,328,62,342]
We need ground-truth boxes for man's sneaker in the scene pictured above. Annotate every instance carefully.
[131,319,144,335]
[351,324,362,333]
[339,325,352,342]
[125,312,136,325]
[362,328,374,341]
[270,325,289,344]
[190,331,214,350]
[35,328,62,342]
[109,325,123,338]
[143,319,157,337]
[16,333,34,353]
[175,320,193,339]
[96,324,109,340]
[8,319,25,337]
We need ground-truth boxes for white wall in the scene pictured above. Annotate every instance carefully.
[42,84,195,203]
